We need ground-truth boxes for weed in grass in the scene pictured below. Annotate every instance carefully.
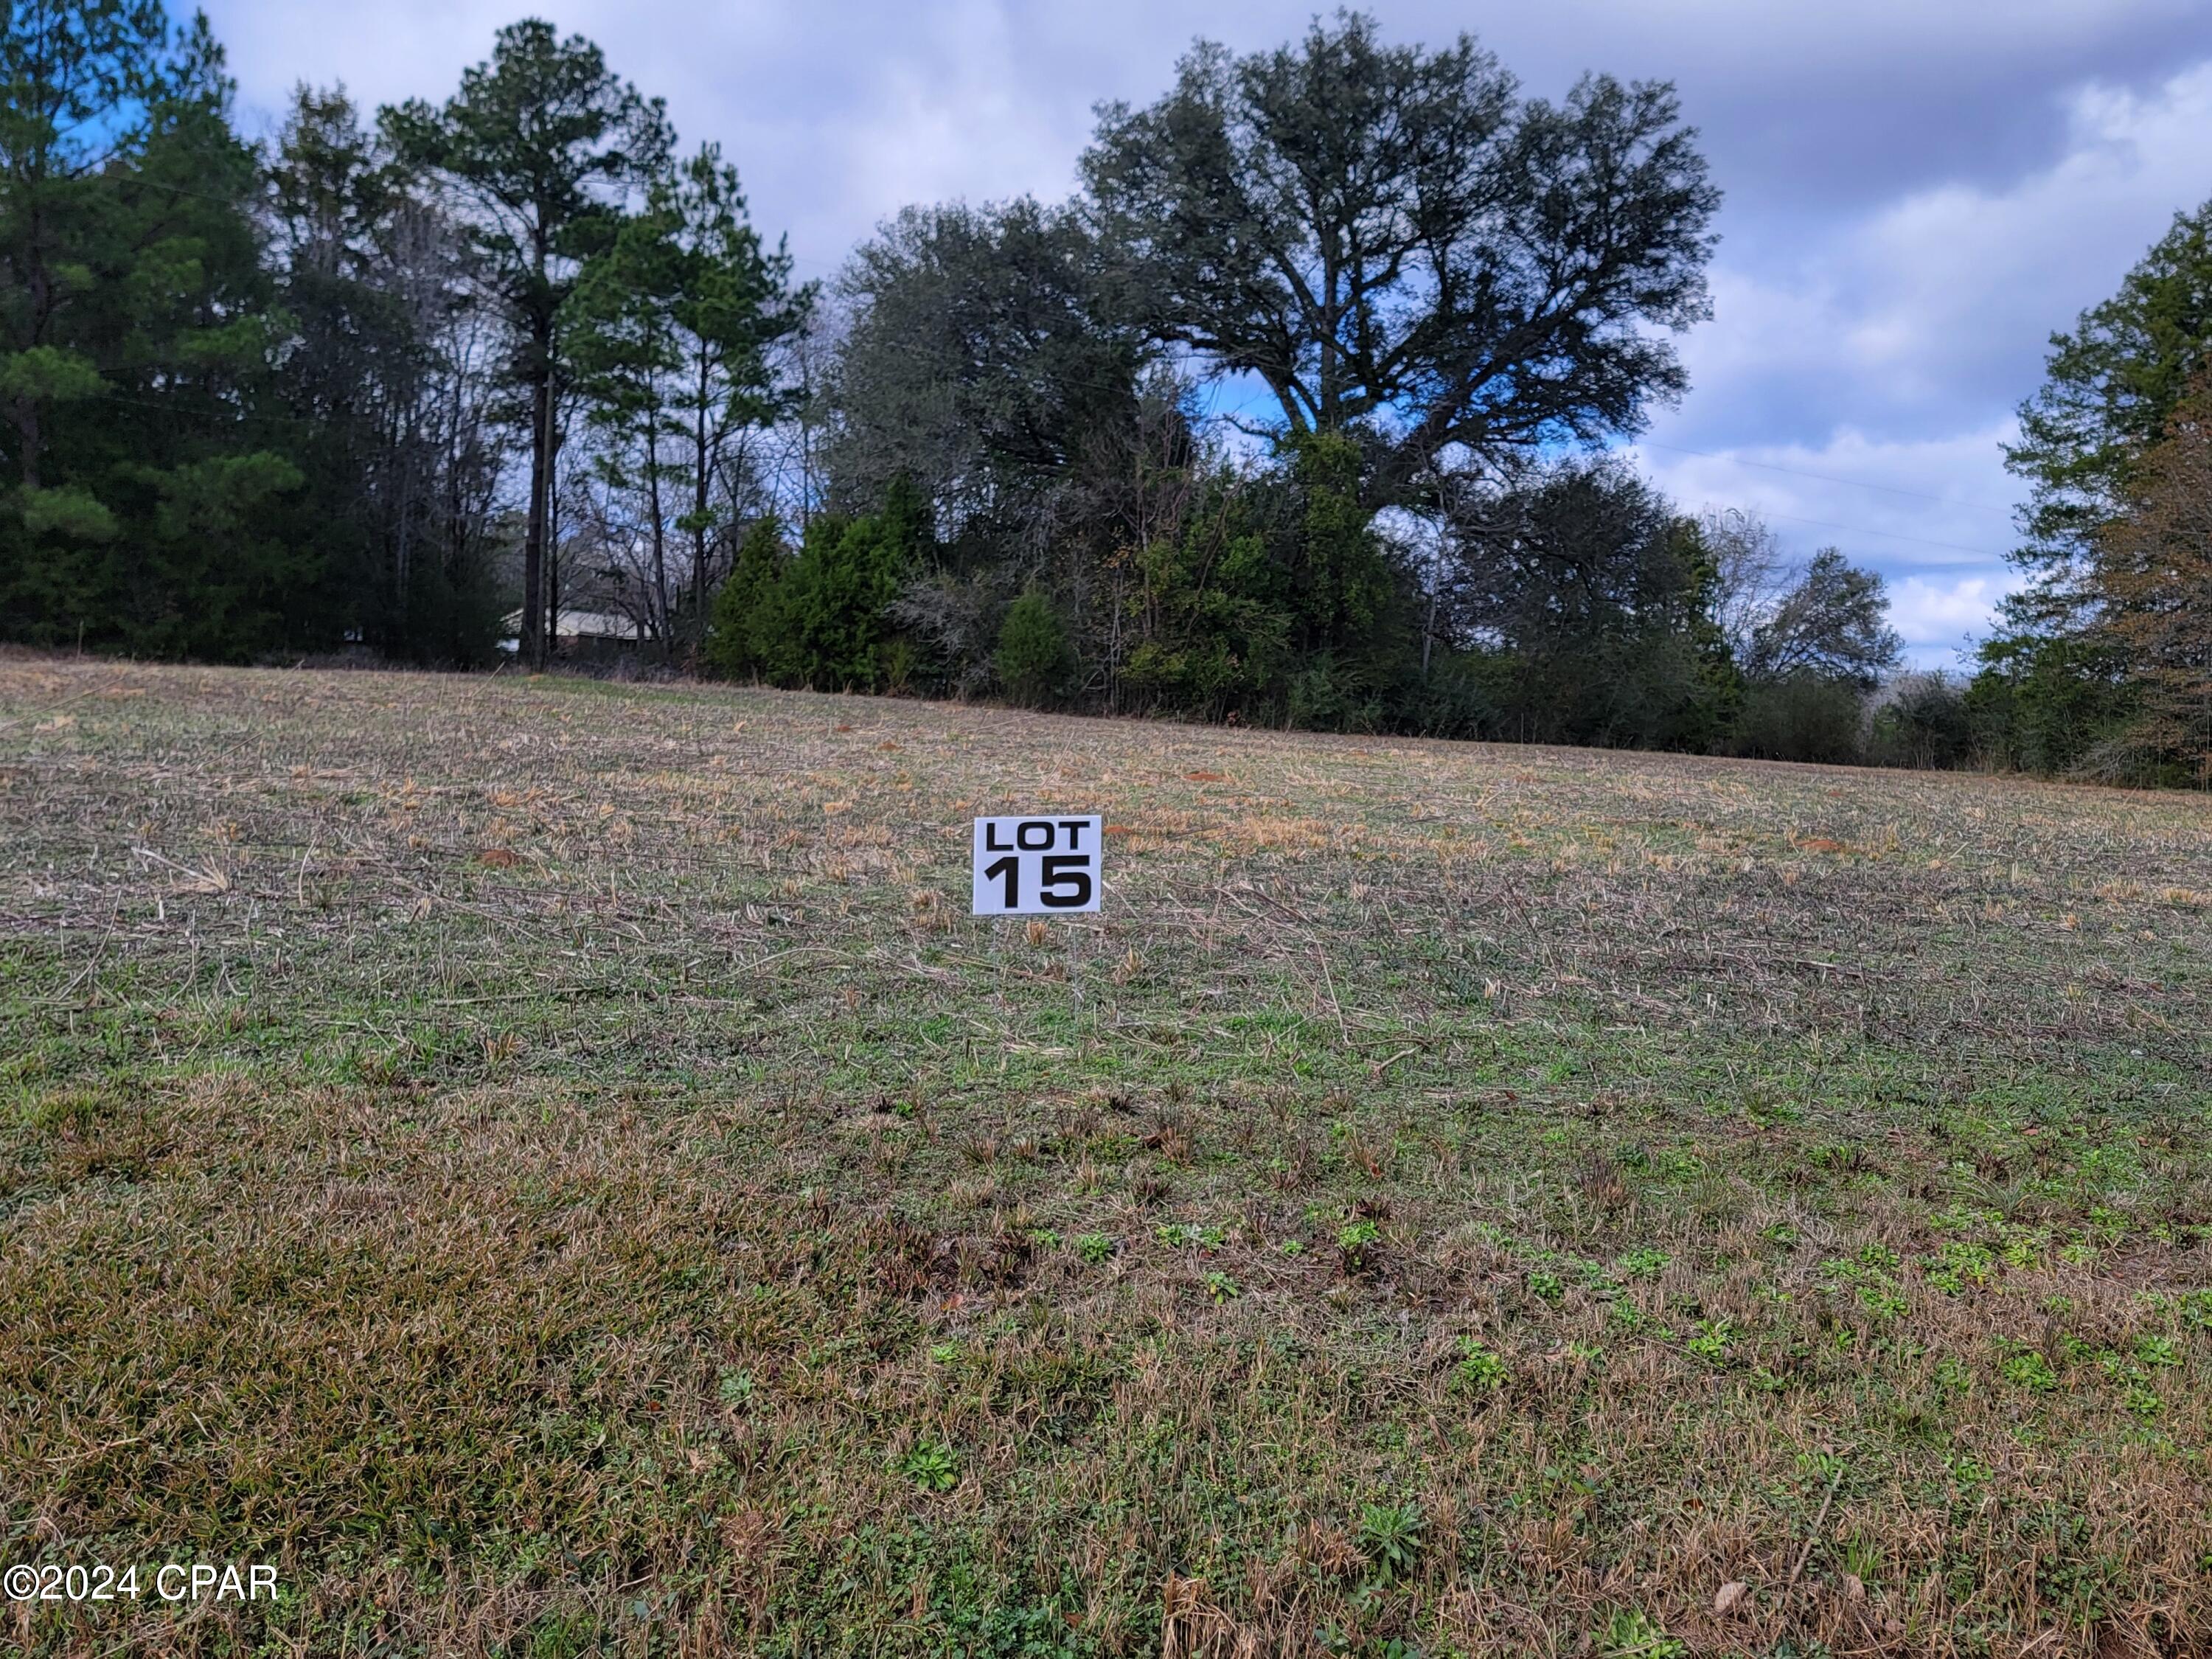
[1838,1532,1883,1587]
[1999,1346,2061,1392]
[1686,1318,1734,1362]
[898,1440,960,1492]
[1455,1339,1509,1391]
[1356,1501,1425,1587]
[1857,1280,1908,1320]
[1798,1448,1847,1486]
[2135,1333,2181,1368]
[1337,1217,1382,1271]
[1158,1221,1225,1249]
[2123,1385,2163,1420]
[1590,1607,1686,1658]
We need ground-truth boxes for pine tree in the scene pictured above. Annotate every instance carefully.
[1,1,325,658]
[385,22,669,669]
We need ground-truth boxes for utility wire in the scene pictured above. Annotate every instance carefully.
[1632,437,2017,516]
[1746,509,2003,562]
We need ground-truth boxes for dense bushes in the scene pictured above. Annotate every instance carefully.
[1729,675,1868,765]
[703,440,1935,773]
[1867,672,1973,770]
[702,516,787,681]
[772,512,914,692]
[1964,634,2138,777]
[703,487,928,692]
[994,591,1076,707]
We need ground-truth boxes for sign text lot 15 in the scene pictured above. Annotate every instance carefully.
[970,815,1102,915]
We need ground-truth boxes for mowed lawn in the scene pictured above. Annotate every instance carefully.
[2,656,2209,1659]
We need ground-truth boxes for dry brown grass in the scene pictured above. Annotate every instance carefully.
[1,654,2208,1658]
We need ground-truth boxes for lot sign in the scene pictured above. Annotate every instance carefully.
[970,815,1102,914]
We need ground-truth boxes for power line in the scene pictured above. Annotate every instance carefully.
[1748,508,2004,561]
[1632,437,2018,516]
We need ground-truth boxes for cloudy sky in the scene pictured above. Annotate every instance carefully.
[204,0,2212,665]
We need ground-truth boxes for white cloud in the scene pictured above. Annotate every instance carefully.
[1630,58,2212,658]
[1854,63,2212,400]
[1888,575,2014,666]
[1664,58,2212,441]
[1629,423,2017,559]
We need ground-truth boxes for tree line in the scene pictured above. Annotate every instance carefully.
[4,5,2202,780]
[1,2,809,668]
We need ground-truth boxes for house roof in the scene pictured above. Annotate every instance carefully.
[498,610,641,640]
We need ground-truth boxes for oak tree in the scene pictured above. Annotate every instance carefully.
[1081,11,1719,507]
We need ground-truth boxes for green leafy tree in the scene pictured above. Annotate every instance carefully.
[827,198,1147,528]
[1731,674,1866,765]
[1964,632,2132,776]
[832,199,1185,703]
[771,488,929,691]
[656,147,809,621]
[1971,201,2212,774]
[1867,672,1972,770]
[1745,549,1902,693]
[568,180,686,640]
[1284,430,1397,658]
[777,515,897,691]
[1442,461,1731,748]
[264,85,506,665]
[2087,375,2212,781]
[1,0,175,498]
[385,21,670,669]
[1082,11,1719,508]
[1655,515,1742,751]
[1273,431,1406,729]
[1711,546,1899,763]
[1118,472,1296,723]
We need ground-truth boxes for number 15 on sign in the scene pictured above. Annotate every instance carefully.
[970,816,1102,914]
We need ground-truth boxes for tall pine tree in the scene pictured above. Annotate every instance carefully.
[1,0,321,657]
[386,22,669,669]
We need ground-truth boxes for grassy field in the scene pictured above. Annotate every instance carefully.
[2,655,2209,1659]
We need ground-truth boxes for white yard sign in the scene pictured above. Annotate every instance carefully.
[970,815,1103,915]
